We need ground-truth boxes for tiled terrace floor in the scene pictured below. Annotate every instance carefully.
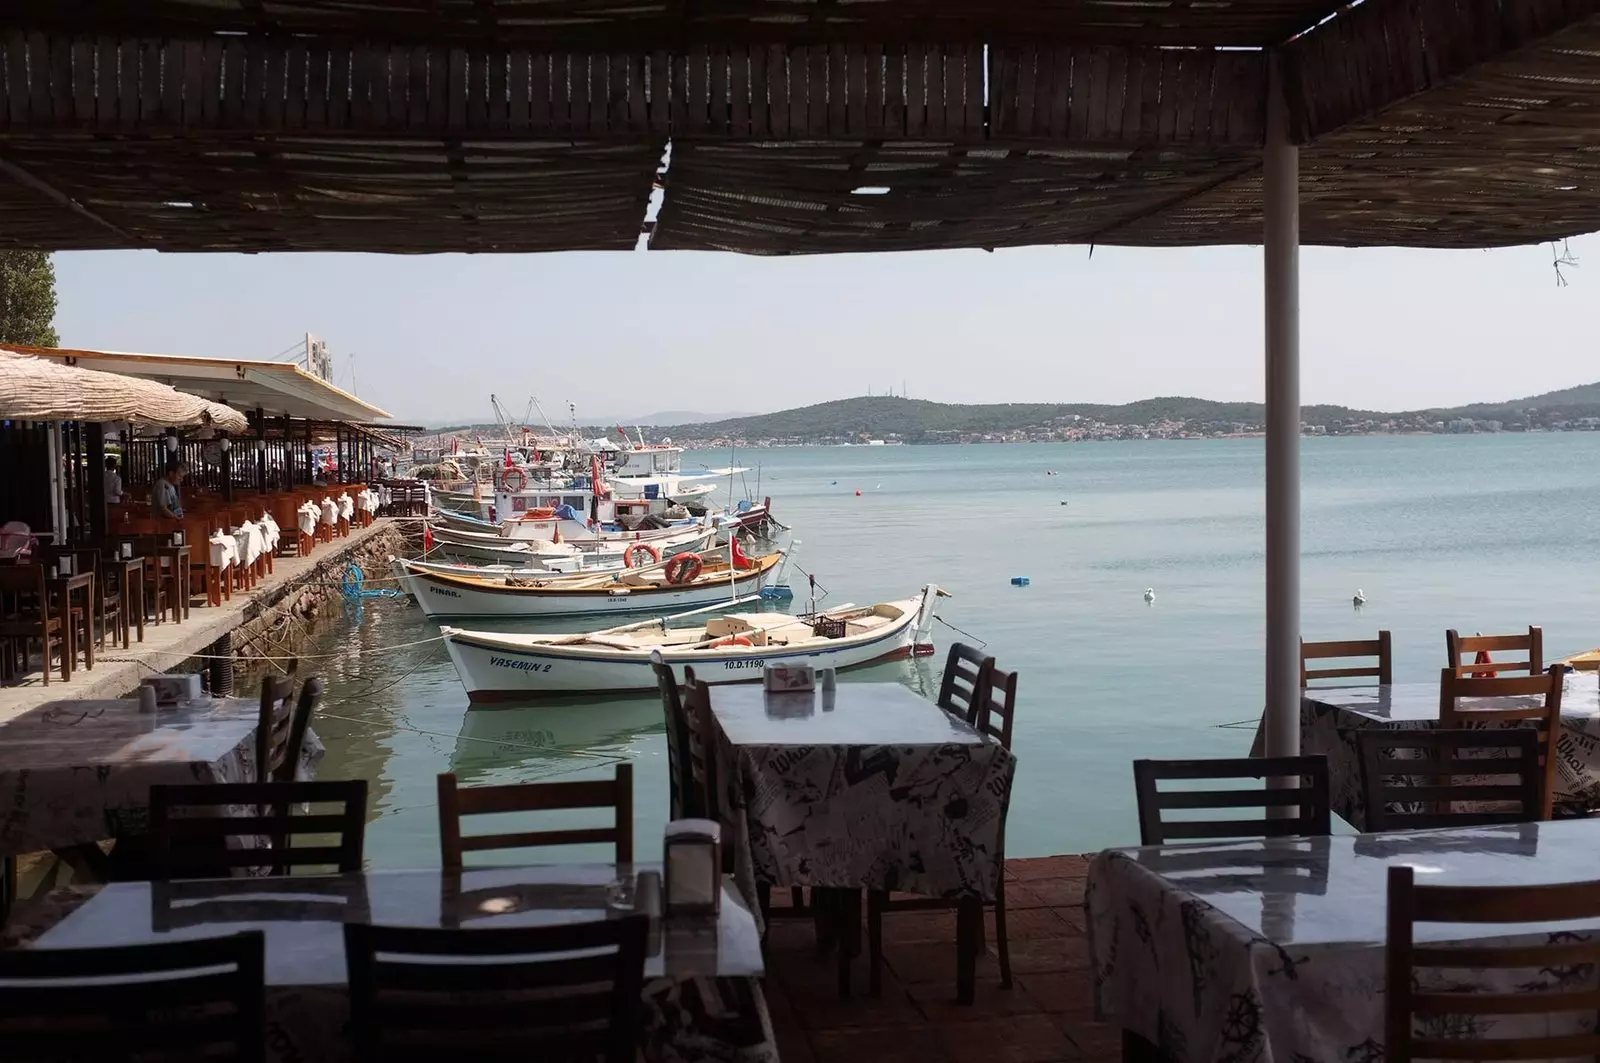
[764,854,1116,1063]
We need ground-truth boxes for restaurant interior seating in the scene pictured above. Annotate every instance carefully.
[1446,626,1543,677]
[1301,631,1393,686]
[1358,728,1546,831]
[344,916,648,1063]
[1437,665,1564,819]
[868,665,1020,994]
[149,779,369,879]
[1385,864,1600,1063]
[937,642,994,727]
[436,765,634,868]
[1132,755,1333,845]
[0,931,267,1061]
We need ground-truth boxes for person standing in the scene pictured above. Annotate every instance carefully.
[103,456,123,504]
[150,461,185,519]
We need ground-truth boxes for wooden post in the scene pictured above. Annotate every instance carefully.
[86,422,106,544]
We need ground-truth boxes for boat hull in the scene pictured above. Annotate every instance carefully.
[395,558,774,619]
[444,610,919,700]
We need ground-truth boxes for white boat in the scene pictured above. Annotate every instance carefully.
[406,530,729,581]
[441,584,947,700]
[394,550,785,620]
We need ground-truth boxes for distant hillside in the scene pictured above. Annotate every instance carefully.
[645,396,1385,441]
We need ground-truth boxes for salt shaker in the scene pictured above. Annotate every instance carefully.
[821,667,837,692]
[137,686,158,714]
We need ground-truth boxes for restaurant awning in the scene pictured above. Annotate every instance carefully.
[0,345,391,423]
[0,349,249,431]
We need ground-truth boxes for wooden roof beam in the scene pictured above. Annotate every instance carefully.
[0,150,145,246]
[1285,0,1600,142]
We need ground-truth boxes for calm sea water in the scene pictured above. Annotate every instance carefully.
[300,433,1600,863]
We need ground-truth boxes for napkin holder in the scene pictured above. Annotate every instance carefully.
[663,819,721,917]
[142,673,202,706]
[763,663,815,693]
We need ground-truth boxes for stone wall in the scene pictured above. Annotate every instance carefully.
[231,521,415,663]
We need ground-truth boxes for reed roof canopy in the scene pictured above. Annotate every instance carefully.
[0,0,1596,255]
[0,349,250,430]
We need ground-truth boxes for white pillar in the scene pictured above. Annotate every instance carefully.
[1263,53,1300,758]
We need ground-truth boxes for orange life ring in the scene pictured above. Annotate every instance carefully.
[624,542,660,569]
[664,553,704,585]
[711,635,754,648]
[500,467,526,492]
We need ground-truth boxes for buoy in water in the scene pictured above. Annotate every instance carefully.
[1011,576,1031,586]
[831,480,838,485]
[1059,500,1069,506]
[854,489,862,496]
[1144,587,1156,604]
[1353,588,1367,608]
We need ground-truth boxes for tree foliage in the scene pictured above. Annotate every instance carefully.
[0,251,59,348]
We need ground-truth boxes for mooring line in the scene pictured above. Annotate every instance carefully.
[98,632,449,665]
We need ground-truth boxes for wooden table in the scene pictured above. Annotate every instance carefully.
[35,864,774,1063]
[144,544,190,623]
[99,555,145,646]
[0,695,321,863]
[1088,819,1600,1063]
[709,682,1018,1001]
[47,571,96,677]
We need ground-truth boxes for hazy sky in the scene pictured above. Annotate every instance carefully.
[52,232,1597,425]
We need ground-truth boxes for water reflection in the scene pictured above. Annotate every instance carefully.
[450,697,665,781]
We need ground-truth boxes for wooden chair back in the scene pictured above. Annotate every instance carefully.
[1359,728,1545,831]
[437,764,634,869]
[1132,756,1332,845]
[678,671,719,821]
[1387,864,1600,1063]
[149,779,368,879]
[1301,631,1392,686]
[1446,626,1543,677]
[1438,665,1564,819]
[276,677,324,784]
[937,642,993,726]
[977,667,1018,749]
[652,656,691,819]
[255,675,295,782]
[345,917,647,1063]
[0,932,266,1062]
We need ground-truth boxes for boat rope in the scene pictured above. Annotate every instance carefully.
[340,562,406,601]
[1215,718,1261,730]
[932,615,988,649]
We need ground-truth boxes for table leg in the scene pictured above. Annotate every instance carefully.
[84,584,95,670]
[956,896,981,1005]
[133,573,144,642]
[63,609,74,682]
[836,888,861,998]
[181,564,190,620]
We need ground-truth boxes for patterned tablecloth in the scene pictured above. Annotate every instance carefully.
[17,865,777,1063]
[710,683,1017,900]
[1087,820,1600,1063]
[0,696,324,856]
[1252,677,1600,829]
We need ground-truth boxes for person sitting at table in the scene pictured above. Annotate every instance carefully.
[150,461,185,520]
[103,455,123,504]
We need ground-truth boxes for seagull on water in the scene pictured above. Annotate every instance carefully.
[1144,587,1156,604]
[1353,588,1367,608]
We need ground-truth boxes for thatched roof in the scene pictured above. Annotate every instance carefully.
[0,349,250,430]
[0,1,1596,253]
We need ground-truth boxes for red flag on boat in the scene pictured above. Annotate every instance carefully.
[504,448,514,468]
[591,456,611,498]
[1472,648,1495,678]
[423,523,434,552]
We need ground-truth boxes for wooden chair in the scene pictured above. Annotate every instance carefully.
[869,667,1019,996]
[277,677,325,783]
[0,932,266,1063]
[937,642,994,726]
[1132,755,1332,845]
[149,779,369,879]
[1301,630,1392,686]
[0,564,68,684]
[345,917,647,1063]
[255,675,295,782]
[652,656,702,820]
[1359,728,1544,832]
[437,764,633,868]
[1438,665,1564,819]
[1446,626,1543,677]
[1387,864,1600,1063]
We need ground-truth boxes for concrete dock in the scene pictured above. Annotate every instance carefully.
[0,519,406,725]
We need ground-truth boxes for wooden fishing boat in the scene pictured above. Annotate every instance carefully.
[441,584,947,700]
[394,550,785,620]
